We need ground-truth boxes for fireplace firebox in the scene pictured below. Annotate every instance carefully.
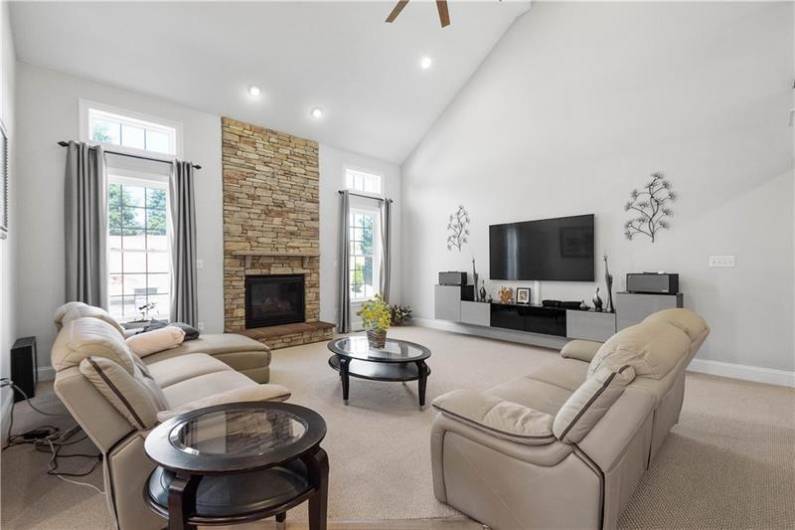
[245,274,305,329]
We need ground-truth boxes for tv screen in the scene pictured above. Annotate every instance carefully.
[489,214,595,281]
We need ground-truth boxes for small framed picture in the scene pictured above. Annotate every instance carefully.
[516,287,530,304]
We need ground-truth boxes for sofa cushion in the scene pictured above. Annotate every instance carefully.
[642,308,709,343]
[147,353,233,388]
[433,389,555,445]
[527,358,590,391]
[162,370,258,409]
[52,318,137,374]
[560,339,603,363]
[54,301,124,335]
[152,333,270,358]
[126,326,185,357]
[488,377,573,416]
[588,320,691,379]
[79,356,164,430]
[553,365,636,443]
[157,384,292,422]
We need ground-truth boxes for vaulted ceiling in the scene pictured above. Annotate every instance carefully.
[11,1,530,163]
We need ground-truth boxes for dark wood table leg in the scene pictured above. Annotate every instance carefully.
[276,511,286,529]
[305,448,329,530]
[339,357,350,403]
[167,472,200,530]
[416,361,428,408]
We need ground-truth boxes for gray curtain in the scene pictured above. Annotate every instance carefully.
[337,191,351,333]
[379,198,392,303]
[64,142,107,307]
[169,161,198,326]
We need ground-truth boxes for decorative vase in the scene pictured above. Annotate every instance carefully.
[592,287,604,312]
[367,329,387,349]
[479,280,487,304]
[603,255,614,313]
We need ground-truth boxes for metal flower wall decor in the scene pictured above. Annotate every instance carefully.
[446,205,470,251]
[624,172,676,243]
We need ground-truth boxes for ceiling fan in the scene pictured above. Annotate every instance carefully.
[386,0,451,28]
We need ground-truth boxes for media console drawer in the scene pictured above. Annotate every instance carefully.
[461,301,490,326]
[565,310,616,342]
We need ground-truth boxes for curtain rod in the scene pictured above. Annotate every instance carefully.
[57,141,202,170]
[338,190,394,203]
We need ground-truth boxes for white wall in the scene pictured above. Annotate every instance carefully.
[319,144,402,324]
[15,63,224,370]
[0,0,17,424]
[15,63,403,370]
[402,2,795,373]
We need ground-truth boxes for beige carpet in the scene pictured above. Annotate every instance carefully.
[2,326,794,529]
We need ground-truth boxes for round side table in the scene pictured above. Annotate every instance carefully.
[143,402,328,530]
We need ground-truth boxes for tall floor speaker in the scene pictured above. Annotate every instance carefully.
[10,336,37,403]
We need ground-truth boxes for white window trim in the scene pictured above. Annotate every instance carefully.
[79,99,184,160]
[344,166,384,198]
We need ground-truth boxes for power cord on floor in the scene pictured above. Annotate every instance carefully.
[1,377,104,493]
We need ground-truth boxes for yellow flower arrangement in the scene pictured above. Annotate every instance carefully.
[358,294,391,332]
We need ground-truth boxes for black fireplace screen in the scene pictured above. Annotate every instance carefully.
[245,274,305,328]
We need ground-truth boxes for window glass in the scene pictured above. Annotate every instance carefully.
[107,178,171,321]
[349,208,380,301]
[88,107,177,157]
[345,169,382,196]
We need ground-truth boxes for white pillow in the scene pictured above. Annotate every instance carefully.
[125,326,185,357]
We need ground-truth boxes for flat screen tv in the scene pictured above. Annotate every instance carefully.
[489,214,595,281]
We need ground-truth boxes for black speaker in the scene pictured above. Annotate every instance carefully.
[438,271,467,286]
[11,337,38,403]
[626,273,679,294]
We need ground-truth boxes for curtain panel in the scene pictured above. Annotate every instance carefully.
[379,199,392,303]
[337,191,352,333]
[64,141,107,307]
[169,160,198,326]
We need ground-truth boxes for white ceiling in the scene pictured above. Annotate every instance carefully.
[11,1,530,163]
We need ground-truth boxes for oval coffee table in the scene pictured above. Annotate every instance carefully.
[327,336,432,407]
[143,402,328,530]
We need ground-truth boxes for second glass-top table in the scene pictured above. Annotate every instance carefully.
[327,336,432,407]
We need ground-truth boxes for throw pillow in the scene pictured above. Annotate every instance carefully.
[126,326,186,357]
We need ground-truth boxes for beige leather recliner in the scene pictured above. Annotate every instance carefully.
[430,308,709,530]
[54,301,273,382]
[51,303,291,530]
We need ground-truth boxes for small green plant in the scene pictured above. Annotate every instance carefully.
[358,294,391,332]
[390,304,413,326]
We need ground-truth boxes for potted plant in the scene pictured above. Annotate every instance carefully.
[358,294,391,348]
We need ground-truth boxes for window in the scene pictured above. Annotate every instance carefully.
[81,100,180,157]
[345,168,382,195]
[349,207,381,302]
[107,175,171,321]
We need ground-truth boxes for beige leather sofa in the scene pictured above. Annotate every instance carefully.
[430,308,709,530]
[54,301,273,382]
[51,302,290,529]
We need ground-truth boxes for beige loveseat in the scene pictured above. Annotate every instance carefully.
[51,302,290,529]
[430,308,709,530]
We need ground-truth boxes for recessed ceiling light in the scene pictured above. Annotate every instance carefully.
[310,107,324,120]
[420,56,433,70]
[248,85,261,97]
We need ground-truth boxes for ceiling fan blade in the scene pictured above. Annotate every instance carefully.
[385,0,410,23]
[436,0,450,27]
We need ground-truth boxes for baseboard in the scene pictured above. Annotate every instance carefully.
[38,365,55,382]
[686,359,795,388]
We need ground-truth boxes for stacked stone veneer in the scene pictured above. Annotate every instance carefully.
[222,117,333,348]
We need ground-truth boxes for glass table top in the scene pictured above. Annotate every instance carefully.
[169,408,308,458]
[328,336,431,363]
[145,402,326,474]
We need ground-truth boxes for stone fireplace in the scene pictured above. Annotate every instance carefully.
[222,117,334,349]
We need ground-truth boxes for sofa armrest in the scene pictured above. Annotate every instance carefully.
[157,384,291,422]
[432,389,556,446]
[560,339,603,362]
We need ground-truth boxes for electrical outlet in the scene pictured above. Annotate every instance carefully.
[709,255,735,268]
[197,322,205,331]
[196,259,204,270]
